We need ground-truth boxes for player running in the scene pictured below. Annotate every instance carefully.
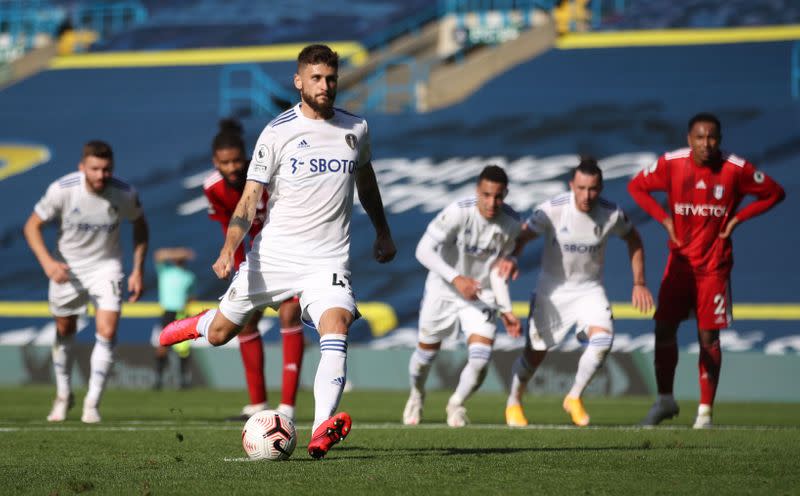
[160,44,396,459]
[403,165,521,428]
[504,157,653,427]
[629,113,785,428]
[204,119,304,421]
[24,140,149,423]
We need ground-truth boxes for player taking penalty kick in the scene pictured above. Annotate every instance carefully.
[160,44,396,458]
[204,119,304,421]
[629,113,785,428]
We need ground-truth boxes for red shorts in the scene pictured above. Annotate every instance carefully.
[654,255,731,330]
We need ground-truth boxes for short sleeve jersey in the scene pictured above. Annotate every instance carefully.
[203,170,267,269]
[628,148,784,273]
[528,191,632,288]
[246,104,371,271]
[33,172,142,273]
[423,198,521,304]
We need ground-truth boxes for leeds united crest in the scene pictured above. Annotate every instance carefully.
[345,133,357,150]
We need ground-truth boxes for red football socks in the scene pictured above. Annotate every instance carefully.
[280,326,304,407]
[698,339,722,406]
[238,331,267,405]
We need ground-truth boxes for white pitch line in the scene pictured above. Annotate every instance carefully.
[0,423,798,433]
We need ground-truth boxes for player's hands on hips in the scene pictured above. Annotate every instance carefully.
[373,234,397,263]
[452,276,481,300]
[44,258,70,283]
[661,218,682,247]
[501,311,521,337]
[212,250,234,279]
[493,256,519,281]
[127,269,143,302]
[719,216,739,239]
[632,283,654,313]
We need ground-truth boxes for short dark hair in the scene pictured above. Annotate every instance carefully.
[82,140,113,161]
[688,112,721,133]
[212,118,245,154]
[297,44,339,70]
[573,155,602,184]
[478,165,508,187]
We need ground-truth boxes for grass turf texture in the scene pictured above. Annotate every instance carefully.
[1,386,798,495]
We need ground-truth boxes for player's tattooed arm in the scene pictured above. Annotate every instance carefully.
[213,181,263,279]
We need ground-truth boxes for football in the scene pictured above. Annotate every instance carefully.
[242,410,297,461]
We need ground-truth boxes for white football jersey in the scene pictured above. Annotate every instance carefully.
[246,104,371,272]
[423,198,521,305]
[527,191,632,288]
[33,172,143,273]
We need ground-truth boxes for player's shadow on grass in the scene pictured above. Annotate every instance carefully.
[329,445,702,459]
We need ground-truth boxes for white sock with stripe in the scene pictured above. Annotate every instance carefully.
[408,347,438,399]
[449,343,492,407]
[568,333,613,398]
[52,333,75,399]
[85,334,115,408]
[313,334,348,433]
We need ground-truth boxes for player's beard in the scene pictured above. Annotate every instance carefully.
[302,88,335,117]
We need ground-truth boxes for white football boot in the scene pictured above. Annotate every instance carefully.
[446,402,469,428]
[81,402,102,424]
[402,393,424,426]
[276,403,295,422]
[693,404,713,429]
[46,393,74,422]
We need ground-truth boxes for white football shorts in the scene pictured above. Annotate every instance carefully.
[527,283,613,350]
[417,293,497,344]
[218,265,358,330]
[48,266,124,317]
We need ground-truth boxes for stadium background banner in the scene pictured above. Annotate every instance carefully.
[0,40,797,398]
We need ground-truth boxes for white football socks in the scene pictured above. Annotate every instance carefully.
[52,332,75,399]
[507,354,537,408]
[196,309,216,341]
[85,334,114,408]
[408,347,438,399]
[568,333,613,398]
[313,334,348,432]
[449,343,492,407]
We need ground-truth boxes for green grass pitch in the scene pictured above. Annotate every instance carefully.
[1,386,798,495]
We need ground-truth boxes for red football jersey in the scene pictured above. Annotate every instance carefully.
[628,148,784,273]
[203,171,268,269]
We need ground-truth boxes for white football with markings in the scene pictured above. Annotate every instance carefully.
[242,410,297,461]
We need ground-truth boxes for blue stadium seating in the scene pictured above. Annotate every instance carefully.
[0,37,797,350]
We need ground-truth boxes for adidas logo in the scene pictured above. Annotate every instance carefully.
[696,179,707,189]
[284,363,298,372]
[297,139,310,149]
[559,226,569,233]
[330,376,345,387]
[70,207,81,215]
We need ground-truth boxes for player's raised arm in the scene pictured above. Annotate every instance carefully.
[213,180,263,278]
[23,212,70,283]
[128,214,149,302]
[622,227,654,313]
[355,162,396,263]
